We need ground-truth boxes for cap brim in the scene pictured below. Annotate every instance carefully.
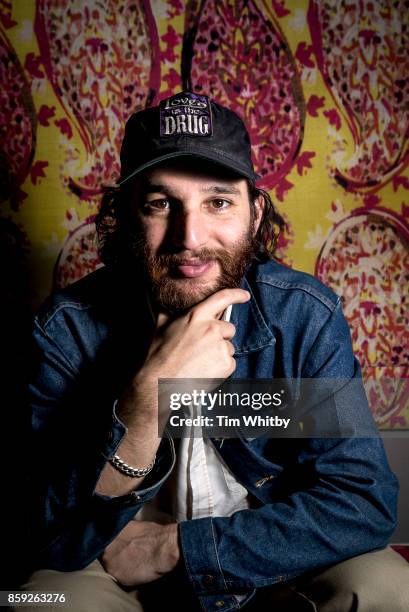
[117,151,261,186]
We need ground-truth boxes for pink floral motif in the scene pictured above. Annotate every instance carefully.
[295,41,314,68]
[38,104,56,126]
[160,25,181,63]
[53,216,102,289]
[35,0,160,200]
[323,108,341,130]
[55,118,73,139]
[160,68,182,99]
[24,52,44,78]
[0,0,17,28]
[166,0,184,19]
[271,0,291,18]
[296,151,315,176]
[393,175,409,192]
[363,194,380,209]
[306,94,325,117]
[316,208,409,425]
[0,29,36,210]
[183,0,305,192]
[308,0,409,191]
[275,177,294,202]
[30,160,48,185]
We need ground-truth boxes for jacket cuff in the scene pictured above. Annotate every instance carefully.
[95,401,176,504]
[179,517,226,594]
[179,517,254,602]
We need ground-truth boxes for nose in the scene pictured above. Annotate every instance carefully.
[171,209,209,250]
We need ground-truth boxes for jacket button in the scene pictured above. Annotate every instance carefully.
[107,431,113,441]
[215,600,225,607]
[202,574,215,586]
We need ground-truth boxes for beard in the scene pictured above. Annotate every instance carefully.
[129,225,257,314]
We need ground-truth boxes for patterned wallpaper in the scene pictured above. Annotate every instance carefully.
[1,0,408,429]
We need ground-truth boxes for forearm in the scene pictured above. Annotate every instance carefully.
[95,372,168,497]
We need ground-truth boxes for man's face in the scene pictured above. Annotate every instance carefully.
[129,164,263,313]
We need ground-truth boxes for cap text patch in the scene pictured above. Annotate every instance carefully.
[160,91,212,137]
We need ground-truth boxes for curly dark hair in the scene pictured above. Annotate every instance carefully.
[95,167,285,267]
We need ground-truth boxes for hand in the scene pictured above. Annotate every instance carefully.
[101,520,180,586]
[141,287,250,382]
[114,287,249,433]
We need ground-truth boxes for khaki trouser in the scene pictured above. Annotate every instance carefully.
[15,546,409,611]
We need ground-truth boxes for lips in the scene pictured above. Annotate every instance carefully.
[175,260,214,278]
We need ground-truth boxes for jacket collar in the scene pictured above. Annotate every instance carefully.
[231,274,276,355]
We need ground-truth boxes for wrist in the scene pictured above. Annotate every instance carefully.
[164,523,180,568]
[132,370,159,405]
[116,374,157,424]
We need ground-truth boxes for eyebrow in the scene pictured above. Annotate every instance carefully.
[142,183,242,197]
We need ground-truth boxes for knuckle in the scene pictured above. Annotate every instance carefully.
[227,321,236,335]
[227,357,236,375]
[186,308,201,325]
[208,319,220,333]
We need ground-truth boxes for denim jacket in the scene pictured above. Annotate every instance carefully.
[27,260,398,611]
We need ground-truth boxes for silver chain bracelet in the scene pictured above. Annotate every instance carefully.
[109,453,156,478]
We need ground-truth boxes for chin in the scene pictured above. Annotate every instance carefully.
[175,278,218,301]
[156,277,223,312]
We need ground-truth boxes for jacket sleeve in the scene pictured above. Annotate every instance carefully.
[27,315,175,572]
[178,298,399,608]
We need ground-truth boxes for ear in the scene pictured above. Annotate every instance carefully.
[252,194,264,235]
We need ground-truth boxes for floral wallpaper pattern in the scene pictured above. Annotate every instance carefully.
[1,0,408,429]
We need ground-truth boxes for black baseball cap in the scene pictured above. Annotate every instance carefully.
[118,90,260,185]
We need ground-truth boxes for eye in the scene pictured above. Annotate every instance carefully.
[210,198,231,210]
[144,198,171,211]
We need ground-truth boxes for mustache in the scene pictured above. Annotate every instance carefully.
[128,228,257,282]
[152,249,231,267]
[129,233,235,268]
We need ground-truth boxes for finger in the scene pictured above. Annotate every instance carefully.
[194,288,250,320]
[226,340,235,356]
[220,321,236,340]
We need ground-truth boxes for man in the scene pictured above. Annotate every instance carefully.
[20,91,408,611]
